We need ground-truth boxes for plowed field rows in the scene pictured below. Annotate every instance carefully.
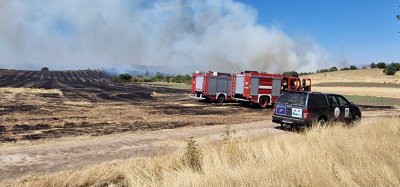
[0,69,270,142]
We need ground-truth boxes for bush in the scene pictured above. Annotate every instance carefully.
[180,137,203,172]
[282,71,299,77]
[385,65,397,75]
[316,69,330,73]
[118,74,132,81]
[41,67,49,71]
[376,62,386,69]
[385,63,399,75]
[329,67,338,72]
[350,65,358,70]
[370,63,377,68]
[299,72,314,76]
[340,67,350,71]
[112,73,132,82]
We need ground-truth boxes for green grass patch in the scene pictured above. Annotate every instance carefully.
[314,82,400,88]
[344,95,400,106]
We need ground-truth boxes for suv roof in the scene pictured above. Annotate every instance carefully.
[284,91,337,95]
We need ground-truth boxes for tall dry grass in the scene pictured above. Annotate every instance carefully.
[6,118,400,186]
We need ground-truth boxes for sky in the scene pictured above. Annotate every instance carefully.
[240,0,400,66]
[0,0,399,72]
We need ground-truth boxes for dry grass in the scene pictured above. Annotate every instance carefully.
[0,87,63,95]
[6,118,400,186]
[312,87,400,99]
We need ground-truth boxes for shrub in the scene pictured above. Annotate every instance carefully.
[180,137,203,172]
[316,69,330,73]
[221,125,237,141]
[118,74,132,81]
[282,71,299,77]
[350,65,358,70]
[340,67,350,71]
[299,72,314,76]
[376,62,386,69]
[370,63,377,68]
[385,63,399,75]
[112,73,133,82]
[41,67,49,71]
[329,67,338,72]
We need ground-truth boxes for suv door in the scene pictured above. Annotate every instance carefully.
[327,94,342,121]
[307,93,329,122]
[336,95,353,122]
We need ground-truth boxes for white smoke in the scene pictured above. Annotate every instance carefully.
[0,0,329,73]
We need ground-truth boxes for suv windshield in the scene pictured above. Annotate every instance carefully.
[277,92,307,106]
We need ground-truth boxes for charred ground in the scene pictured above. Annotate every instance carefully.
[0,69,270,142]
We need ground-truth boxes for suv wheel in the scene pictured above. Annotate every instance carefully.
[317,118,327,127]
[352,115,361,125]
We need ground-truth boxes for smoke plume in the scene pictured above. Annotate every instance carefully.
[0,0,329,73]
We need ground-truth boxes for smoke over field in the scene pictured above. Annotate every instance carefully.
[0,0,329,73]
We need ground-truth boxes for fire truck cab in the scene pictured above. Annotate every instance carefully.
[232,71,312,108]
[191,71,233,103]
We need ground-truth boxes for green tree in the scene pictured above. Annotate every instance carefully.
[385,64,398,75]
[282,71,299,77]
[41,67,49,71]
[118,73,132,81]
[370,63,377,68]
[350,65,358,70]
[329,67,338,72]
[376,62,386,69]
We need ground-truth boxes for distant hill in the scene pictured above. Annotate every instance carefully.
[301,69,400,99]
[303,68,400,85]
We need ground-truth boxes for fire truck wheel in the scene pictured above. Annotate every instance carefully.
[259,97,269,108]
[216,95,225,103]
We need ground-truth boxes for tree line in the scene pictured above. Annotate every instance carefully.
[282,62,399,77]
[371,62,400,75]
[112,73,192,84]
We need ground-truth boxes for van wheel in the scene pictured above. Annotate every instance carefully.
[217,95,225,103]
[259,97,269,108]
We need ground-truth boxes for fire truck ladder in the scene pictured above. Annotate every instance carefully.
[231,73,236,97]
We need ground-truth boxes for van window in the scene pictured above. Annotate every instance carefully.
[277,92,307,106]
[308,94,328,106]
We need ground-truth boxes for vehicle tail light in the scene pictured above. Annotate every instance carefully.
[303,109,309,120]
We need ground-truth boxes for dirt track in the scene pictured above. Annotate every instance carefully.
[0,120,284,181]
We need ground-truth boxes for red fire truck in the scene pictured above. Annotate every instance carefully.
[191,71,233,103]
[232,71,312,108]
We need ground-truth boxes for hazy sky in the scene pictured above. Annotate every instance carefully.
[240,0,400,66]
[0,0,399,72]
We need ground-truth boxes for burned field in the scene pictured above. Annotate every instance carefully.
[0,69,269,142]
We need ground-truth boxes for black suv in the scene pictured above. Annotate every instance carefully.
[272,91,362,129]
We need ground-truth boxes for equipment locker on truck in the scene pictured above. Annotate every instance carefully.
[232,71,312,108]
[191,71,233,103]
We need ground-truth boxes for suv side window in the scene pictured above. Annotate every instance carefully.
[327,95,339,106]
[337,95,350,106]
[308,94,328,106]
